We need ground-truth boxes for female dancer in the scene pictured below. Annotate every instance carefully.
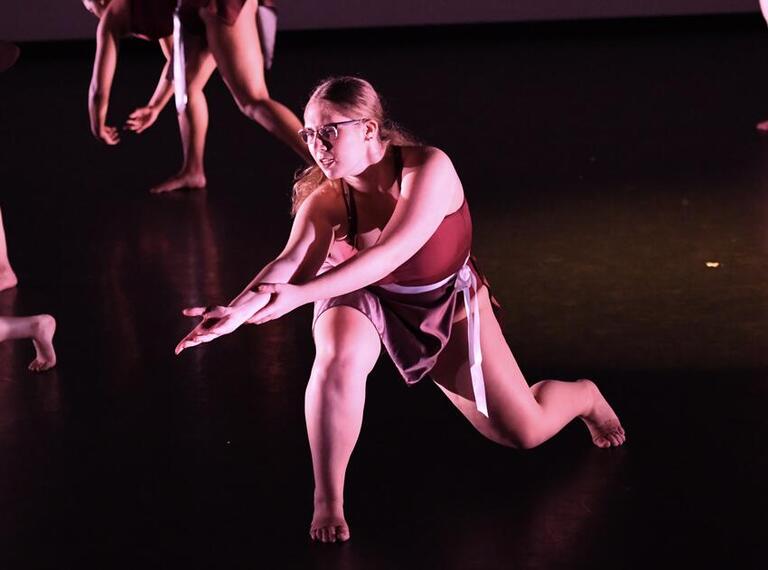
[759,0,768,131]
[0,44,58,370]
[0,208,18,291]
[175,77,626,543]
[83,0,310,192]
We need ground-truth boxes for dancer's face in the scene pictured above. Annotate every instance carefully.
[82,0,110,19]
[302,101,375,180]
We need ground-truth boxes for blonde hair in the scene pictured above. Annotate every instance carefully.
[291,76,420,214]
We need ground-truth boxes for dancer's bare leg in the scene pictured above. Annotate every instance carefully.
[0,207,18,291]
[306,306,381,543]
[759,1,768,130]
[200,0,312,162]
[0,314,57,372]
[151,40,217,193]
[431,286,625,449]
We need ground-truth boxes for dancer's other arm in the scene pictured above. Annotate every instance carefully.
[88,9,123,145]
[125,37,175,133]
[175,190,336,353]
[249,148,460,324]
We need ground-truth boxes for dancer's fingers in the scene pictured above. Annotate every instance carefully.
[254,283,279,295]
[174,333,213,354]
[182,306,207,317]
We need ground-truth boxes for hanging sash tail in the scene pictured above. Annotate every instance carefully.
[172,2,188,115]
[257,2,278,70]
[455,265,488,417]
[379,260,489,418]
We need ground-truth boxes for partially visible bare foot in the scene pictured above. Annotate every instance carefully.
[310,499,350,543]
[757,120,768,132]
[150,172,206,194]
[0,268,18,291]
[28,314,56,372]
[579,379,626,448]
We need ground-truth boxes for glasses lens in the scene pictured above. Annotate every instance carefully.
[298,129,313,144]
[317,126,338,141]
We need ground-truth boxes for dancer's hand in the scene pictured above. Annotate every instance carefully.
[93,124,120,145]
[175,304,251,355]
[247,283,309,325]
[125,106,160,134]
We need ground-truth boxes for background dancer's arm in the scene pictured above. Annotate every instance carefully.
[88,13,121,144]
[125,37,174,133]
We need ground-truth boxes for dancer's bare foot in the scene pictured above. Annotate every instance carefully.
[578,379,626,448]
[757,120,768,132]
[28,314,56,372]
[150,172,206,194]
[0,268,18,291]
[310,499,350,543]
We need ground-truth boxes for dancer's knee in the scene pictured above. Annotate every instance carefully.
[309,349,372,393]
[235,92,270,121]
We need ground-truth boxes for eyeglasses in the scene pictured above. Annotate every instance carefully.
[298,118,368,144]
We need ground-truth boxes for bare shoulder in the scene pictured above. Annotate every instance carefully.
[294,180,345,228]
[400,145,456,173]
[399,145,464,211]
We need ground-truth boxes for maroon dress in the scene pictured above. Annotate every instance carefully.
[127,0,176,40]
[178,0,276,36]
[126,1,276,39]
[313,147,496,386]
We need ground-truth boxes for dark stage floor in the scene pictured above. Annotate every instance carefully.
[1,14,767,569]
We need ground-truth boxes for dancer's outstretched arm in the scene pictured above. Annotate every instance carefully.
[88,9,123,144]
[761,0,768,25]
[249,148,462,324]
[125,37,175,134]
[175,190,336,353]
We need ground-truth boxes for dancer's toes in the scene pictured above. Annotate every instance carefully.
[150,172,206,194]
[579,379,626,448]
[310,507,350,543]
[28,356,55,372]
[29,314,57,372]
[311,522,349,543]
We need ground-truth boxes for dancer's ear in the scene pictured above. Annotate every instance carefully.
[364,119,379,141]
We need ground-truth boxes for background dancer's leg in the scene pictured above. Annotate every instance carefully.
[0,207,18,291]
[200,0,311,162]
[152,39,217,194]
[0,315,57,372]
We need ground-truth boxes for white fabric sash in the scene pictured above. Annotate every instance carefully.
[257,4,278,70]
[378,262,489,417]
[172,5,188,115]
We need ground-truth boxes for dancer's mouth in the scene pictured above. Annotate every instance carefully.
[319,157,335,168]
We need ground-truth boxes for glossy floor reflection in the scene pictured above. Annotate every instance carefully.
[0,14,766,569]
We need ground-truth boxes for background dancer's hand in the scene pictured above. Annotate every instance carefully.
[175,305,251,354]
[125,106,160,134]
[92,123,120,145]
[247,283,309,325]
